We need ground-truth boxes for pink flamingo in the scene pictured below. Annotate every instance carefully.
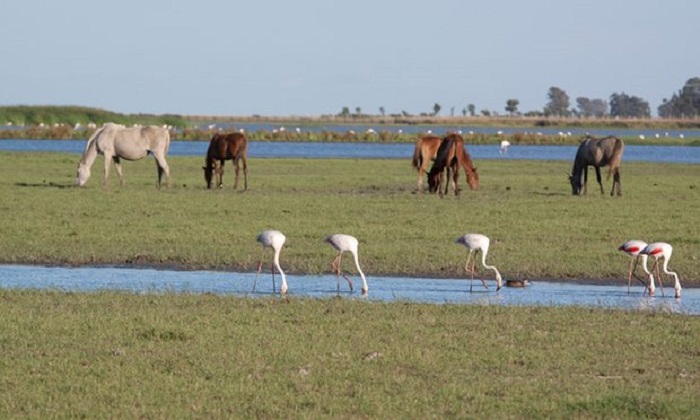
[323,234,368,295]
[618,240,653,294]
[455,233,503,292]
[640,242,682,299]
[254,230,288,295]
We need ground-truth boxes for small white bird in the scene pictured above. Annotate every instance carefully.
[640,242,682,299]
[455,233,503,292]
[324,234,368,295]
[618,240,653,294]
[254,230,288,295]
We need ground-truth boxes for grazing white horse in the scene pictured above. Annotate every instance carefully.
[76,123,171,189]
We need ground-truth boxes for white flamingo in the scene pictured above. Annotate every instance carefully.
[254,230,288,295]
[455,233,503,292]
[618,240,653,294]
[323,234,368,295]
[640,242,682,299]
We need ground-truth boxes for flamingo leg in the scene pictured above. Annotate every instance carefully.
[627,259,633,294]
[332,253,353,292]
[464,252,474,292]
[630,257,650,294]
[655,261,665,297]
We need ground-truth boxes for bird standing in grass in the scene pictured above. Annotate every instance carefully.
[324,234,368,295]
[618,240,653,294]
[254,230,288,295]
[640,242,682,299]
[455,233,503,292]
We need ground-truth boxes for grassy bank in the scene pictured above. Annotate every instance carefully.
[1,290,698,418]
[0,151,698,284]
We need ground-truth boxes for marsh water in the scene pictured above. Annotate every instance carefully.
[1,265,697,315]
[1,139,699,163]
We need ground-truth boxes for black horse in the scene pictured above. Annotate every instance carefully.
[569,136,624,196]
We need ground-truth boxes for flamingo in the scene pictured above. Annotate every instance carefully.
[455,233,503,292]
[618,240,653,294]
[254,230,288,295]
[323,234,368,295]
[640,242,682,299]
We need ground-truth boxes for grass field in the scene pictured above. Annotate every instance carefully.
[1,291,698,418]
[0,151,699,417]
[0,151,698,283]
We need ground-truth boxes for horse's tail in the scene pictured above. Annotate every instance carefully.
[607,137,624,179]
[163,128,171,157]
[411,139,422,170]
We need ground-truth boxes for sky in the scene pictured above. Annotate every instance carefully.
[1,0,698,117]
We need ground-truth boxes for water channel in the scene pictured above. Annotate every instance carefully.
[1,139,699,163]
[1,265,697,315]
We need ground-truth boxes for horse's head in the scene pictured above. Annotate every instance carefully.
[568,172,582,195]
[203,162,214,189]
[427,170,441,193]
[76,162,91,187]
[467,167,479,190]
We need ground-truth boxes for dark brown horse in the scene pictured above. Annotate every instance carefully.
[425,134,479,197]
[203,132,248,190]
[569,135,624,196]
[412,134,478,193]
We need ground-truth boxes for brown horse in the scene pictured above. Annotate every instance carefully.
[568,135,624,196]
[412,134,478,194]
[203,132,248,190]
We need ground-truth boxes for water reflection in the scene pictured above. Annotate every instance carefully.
[1,265,695,315]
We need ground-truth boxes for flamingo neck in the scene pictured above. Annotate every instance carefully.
[352,251,368,293]
[273,249,287,294]
[481,250,502,288]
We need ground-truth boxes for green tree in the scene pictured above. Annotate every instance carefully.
[433,103,441,116]
[609,93,650,118]
[505,99,519,116]
[658,77,700,118]
[467,104,476,116]
[379,106,385,116]
[576,97,608,117]
[544,87,570,117]
[339,107,350,118]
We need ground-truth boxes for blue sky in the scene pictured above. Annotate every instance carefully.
[1,0,697,116]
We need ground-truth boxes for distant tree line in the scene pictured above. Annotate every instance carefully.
[336,77,700,120]
[0,105,186,128]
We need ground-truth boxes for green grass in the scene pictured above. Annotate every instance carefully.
[0,151,698,284]
[0,291,698,418]
[1,151,699,417]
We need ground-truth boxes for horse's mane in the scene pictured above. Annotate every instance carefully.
[429,136,456,177]
[79,124,111,164]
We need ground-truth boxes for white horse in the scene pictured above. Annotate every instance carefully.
[76,123,171,188]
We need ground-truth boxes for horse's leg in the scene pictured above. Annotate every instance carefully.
[612,168,622,196]
[452,164,460,197]
[102,152,113,187]
[216,160,224,189]
[233,158,240,190]
[242,156,248,190]
[112,156,125,187]
[582,167,588,195]
[595,167,604,194]
[153,153,171,189]
[417,164,426,193]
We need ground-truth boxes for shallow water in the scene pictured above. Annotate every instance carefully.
[1,265,696,315]
[1,140,699,163]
